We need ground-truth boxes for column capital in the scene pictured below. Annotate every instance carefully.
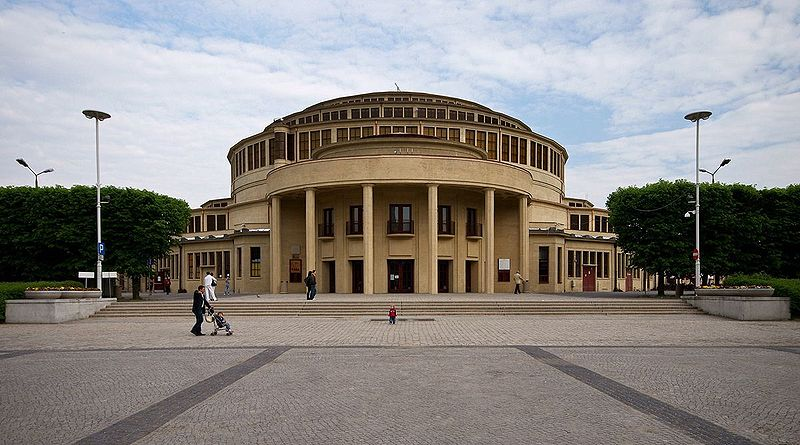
[362,183,375,189]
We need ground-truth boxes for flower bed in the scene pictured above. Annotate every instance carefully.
[24,286,101,299]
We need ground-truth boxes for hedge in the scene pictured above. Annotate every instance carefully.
[724,274,800,316]
[0,281,83,321]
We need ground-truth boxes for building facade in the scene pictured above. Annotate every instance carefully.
[162,92,652,294]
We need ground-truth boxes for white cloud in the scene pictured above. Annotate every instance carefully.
[0,0,798,209]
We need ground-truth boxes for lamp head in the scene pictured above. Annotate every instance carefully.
[699,168,711,174]
[16,158,29,168]
[684,111,712,122]
[82,110,111,121]
[720,158,731,167]
[42,168,54,173]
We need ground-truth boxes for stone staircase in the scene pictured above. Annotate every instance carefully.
[92,299,702,317]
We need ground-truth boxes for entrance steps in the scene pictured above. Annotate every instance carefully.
[92,299,703,318]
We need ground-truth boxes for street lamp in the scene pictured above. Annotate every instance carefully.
[83,110,111,296]
[684,110,712,290]
[699,158,731,184]
[15,158,54,188]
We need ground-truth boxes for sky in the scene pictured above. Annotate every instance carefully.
[1,0,798,208]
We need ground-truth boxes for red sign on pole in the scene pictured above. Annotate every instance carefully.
[692,248,699,261]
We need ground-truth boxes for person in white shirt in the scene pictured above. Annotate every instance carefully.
[203,272,217,301]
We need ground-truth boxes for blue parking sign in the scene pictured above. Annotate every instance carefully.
[98,242,105,255]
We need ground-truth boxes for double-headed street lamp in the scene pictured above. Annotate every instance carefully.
[684,110,712,290]
[83,110,111,296]
[699,158,731,184]
[15,158,54,188]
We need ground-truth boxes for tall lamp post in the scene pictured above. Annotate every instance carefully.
[684,110,712,290]
[83,110,111,296]
[15,158,54,188]
[699,158,731,184]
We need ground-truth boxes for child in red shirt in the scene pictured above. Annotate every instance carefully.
[388,305,397,324]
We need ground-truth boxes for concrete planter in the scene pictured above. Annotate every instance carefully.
[24,290,64,299]
[684,289,788,321]
[695,288,774,297]
[6,298,116,323]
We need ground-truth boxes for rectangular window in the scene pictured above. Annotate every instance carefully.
[384,107,393,118]
[466,207,481,237]
[195,253,200,279]
[466,129,476,146]
[520,139,527,165]
[348,205,363,235]
[237,247,242,278]
[449,110,457,120]
[404,107,413,118]
[448,128,459,142]
[542,145,549,171]
[247,145,254,170]
[394,107,403,117]
[336,128,348,142]
[511,137,519,163]
[299,132,309,160]
[427,109,436,118]
[457,111,466,121]
[320,208,334,237]
[567,250,575,278]
[405,126,418,134]
[477,131,486,150]
[580,215,590,231]
[388,204,413,234]
[438,205,453,235]
[392,126,404,133]
[501,135,509,161]
[349,127,361,140]
[539,246,550,284]
[216,215,226,231]
[321,129,331,146]
[322,111,331,121]
[311,131,320,154]
[351,108,361,119]
[436,109,446,119]
[224,250,230,278]
[417,107,426,118]
[570,214,579,230]
[557,247,563,284]
[423,126,435,137]
[362,126,374,137]
[207,215,216,231]
[488,132,498,160]
[187,253,194,279]
[250,247,261,277]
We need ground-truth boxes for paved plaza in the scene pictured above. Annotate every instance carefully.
[0,303,798,444]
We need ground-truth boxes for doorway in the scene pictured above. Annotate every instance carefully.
[388,259,414,293]
[465,260,478,293]
[326,261,335,293]
[438,260,451,293]
[625,272,633,291]
[351,260,363,293]
[582,265,597,292]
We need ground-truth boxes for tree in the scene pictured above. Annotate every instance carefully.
[0,186,190,297]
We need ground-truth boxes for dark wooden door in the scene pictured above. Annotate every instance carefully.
[582,265,596,292]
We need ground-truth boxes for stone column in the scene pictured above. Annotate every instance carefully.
[484,188,495,293]
[428,184,439,294]
[305,188,316,278]
[519,195,530,287]
[270,195,282,294]
[363,184,374,294]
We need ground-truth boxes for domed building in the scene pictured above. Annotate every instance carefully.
[160,91,651,295]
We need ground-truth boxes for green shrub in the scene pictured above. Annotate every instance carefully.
[0,281,83,321]
[725,274,800,316]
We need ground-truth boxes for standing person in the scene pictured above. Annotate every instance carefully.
[513,270,527,294]
[224,274,231,296]
[164,276,171,295]
[305,270,317,300]
[304,271,313,300]
[204,272,217,301]
[191,285,211,336]
[388,305,397,324]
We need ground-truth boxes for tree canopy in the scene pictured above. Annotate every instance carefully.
[0,186,191,286]
[607,181,799,285]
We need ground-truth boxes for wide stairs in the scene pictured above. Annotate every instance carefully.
[92,298,703,317]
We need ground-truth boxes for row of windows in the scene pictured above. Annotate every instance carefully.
[569,214,609,232]
[616,253,642,278]
[567,250,611,279]
[186,214,227,233]
[316,205,482,237]
[293,106,511,128]
[187,250,231,280]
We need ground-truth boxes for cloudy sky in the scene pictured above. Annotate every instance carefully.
[1,0,798,208]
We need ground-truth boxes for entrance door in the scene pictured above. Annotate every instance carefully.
[582,265,596,292]
[388,260,414,293]
[438,260,450,293]
[625,272,633,291]
[351,260,363,293]
[326,261,335,293]
[465,260,478,293]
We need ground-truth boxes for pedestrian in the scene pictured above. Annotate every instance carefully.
[304,270,317,300]
[204,272,217,301]
[388,305,397,324]
[191,285,211,336]
[224,274,231,296]
[513,270,527,294]
[164,276,171,295]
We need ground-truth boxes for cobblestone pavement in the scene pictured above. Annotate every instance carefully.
[0,314,798,444]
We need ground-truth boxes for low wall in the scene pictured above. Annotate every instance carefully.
[5,298,116,324]
[683,295,790,320]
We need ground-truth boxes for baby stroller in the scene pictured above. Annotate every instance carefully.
[205,307,233,336]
